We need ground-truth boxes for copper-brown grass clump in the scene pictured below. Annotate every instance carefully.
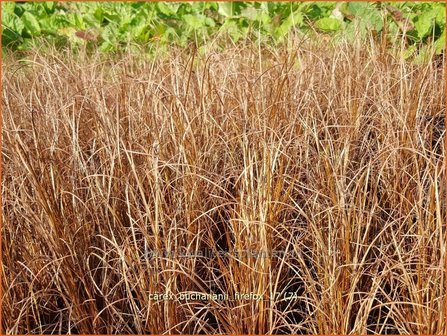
[2,39,445,334]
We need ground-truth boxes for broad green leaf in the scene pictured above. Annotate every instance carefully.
[2,2,15,15]
[13,3,25,17]
[434,5,446,27]
[160,27,177,43]
[101,24,117,43]
[287,10,303,26]
[1,13,24,48]
[157,3,175,16]
[434,29,445,54]
[43,2,55,14]
[94,7,104,23]
[22,12,41,36]
[103,12,120,25]
[315,17,342,32]
[346,2,383,32]
[183,14,206,29]
[302,3,323,20]
[241,7,258,21]
[415,10,437,38]
[367,12,384,32]
[221,19,244,42]
[205,17,216,27]
[99,40,115,52]
[275,11,303,38]
[347,2,369,16]
[232,2,246,16]
[66,12,86,30]
[218,3,233,18]
[256,12,272,25]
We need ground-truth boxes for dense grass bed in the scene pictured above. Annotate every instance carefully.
[2,38,445,334]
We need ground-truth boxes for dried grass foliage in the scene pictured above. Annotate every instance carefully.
[2,39,446,334]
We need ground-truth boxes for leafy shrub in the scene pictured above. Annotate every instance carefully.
[2,2,445,57]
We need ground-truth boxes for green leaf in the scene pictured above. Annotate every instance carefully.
[218,3,233,18]
[99,40,115,52]
[367,12,384,32]
[232,2,246,16]
[275,11,303,38]
[434,29,445,54]
[93,7,104,23]
[205,17,216,27]
[13,3,25,17]
[183,14,206,29]
[347,2,369,16]
[22,12,41,36]
[346,2,383,32]
[2,13,24,48]
[221,19,244,42]
[315,17,342,32]
[103,12,120,25]
[241,7,258,21]
[159,27,177,43]
[2,2,16,15]
[415,10,437,39]
[288,10,303,27]
[434,5,446,26]
[256,12,272,25]
[43,2,55,14]
[157,3,175,16]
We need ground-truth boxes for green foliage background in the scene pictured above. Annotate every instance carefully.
[2,1,445,57]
